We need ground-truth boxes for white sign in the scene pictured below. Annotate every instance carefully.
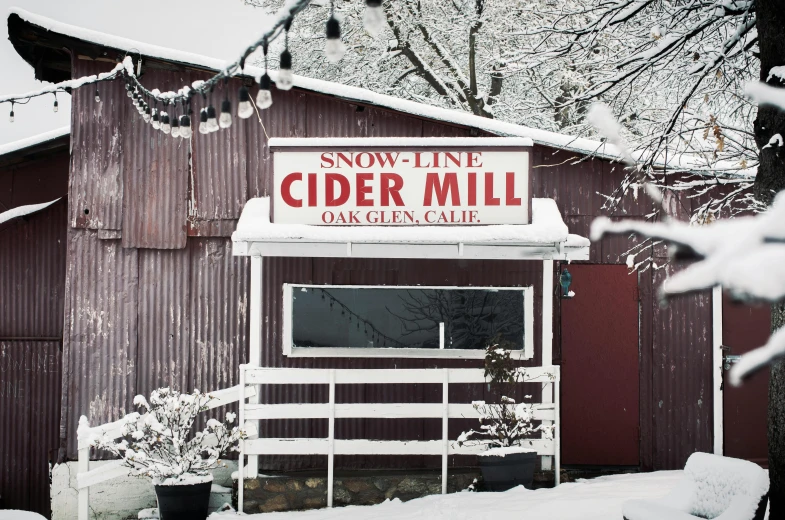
[273,145,529,226]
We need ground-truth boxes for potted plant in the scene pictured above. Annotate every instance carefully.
[87,387,245,520]
[457,336,553,491]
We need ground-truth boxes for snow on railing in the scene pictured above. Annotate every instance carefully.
[76,384,256,520]
[237,365,561,512]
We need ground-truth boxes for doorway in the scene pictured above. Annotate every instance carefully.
[560,264,640,466]
[721,295,769,465]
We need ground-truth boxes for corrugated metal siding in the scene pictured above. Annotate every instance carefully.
[121,68,190,249]
[191,76,248,221]
[0,341,62,517]
[62,229,139,456]
[70,58,125,230]
[651,266,713,469]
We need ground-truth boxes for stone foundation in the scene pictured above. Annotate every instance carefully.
[240,471,480,513]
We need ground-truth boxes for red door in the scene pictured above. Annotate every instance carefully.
[560,264,640,465]
[722,296,769,465]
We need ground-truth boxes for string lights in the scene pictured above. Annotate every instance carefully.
[0,0,373,136]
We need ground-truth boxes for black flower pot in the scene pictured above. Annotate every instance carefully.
[154,481,212,520]
[479,451,537,491]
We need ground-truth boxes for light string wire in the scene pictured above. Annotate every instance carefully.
[0,0,313,109]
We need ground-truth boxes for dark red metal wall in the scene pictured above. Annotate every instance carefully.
[1,147,68,516]
[56,56,717,473]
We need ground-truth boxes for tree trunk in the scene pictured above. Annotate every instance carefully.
[753,0,785,515]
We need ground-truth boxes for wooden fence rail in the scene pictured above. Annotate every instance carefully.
[238,365,561,512]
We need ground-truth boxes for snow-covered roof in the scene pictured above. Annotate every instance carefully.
[232,197,590,261]
[0,198,61,225]
[0,126,70,158]
[8,7,622,161]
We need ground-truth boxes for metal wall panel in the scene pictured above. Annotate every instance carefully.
[0,198,67,339]
[651,266,713,469]
[121,69,190,249]
[191,75,248,221]
[0,340,62,517]
[70,58,125,230]
[62,229,139,457]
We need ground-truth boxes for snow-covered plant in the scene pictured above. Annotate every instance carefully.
[457,396,552,450]
[90,388,245,485]
[458,336,551,450]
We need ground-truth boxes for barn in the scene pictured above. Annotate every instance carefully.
[1,7,768,518]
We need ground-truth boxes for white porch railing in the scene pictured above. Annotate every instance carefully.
[75,384,256,520]
[238,365,560,512]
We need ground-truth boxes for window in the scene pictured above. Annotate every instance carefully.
[283,284,534,359]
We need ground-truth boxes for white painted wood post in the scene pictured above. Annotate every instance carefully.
[78,430,89,520]
[712,285,724,455]
[554,378,561,486]
[238,365,246,513]
[541,259,554,471]
[442,369,449,494]
[328,369,336,508]
[248,255,263,477]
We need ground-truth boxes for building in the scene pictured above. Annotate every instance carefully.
[1,7,768,518]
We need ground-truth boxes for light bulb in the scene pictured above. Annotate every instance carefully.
[161,113,171,134]
[256,74,273,109]
[325,16,346,63]
[198,109,209,134]
[219,100,233,128]
[126,86,133,98]
[363,1,385,37]
[171,119,180,138]
[256,89,272,110]
[95,90,101,103]
[9,110,14,123]
[152,109,160,130]
[180,115,192,139]
[206,106,219,132]
[238,87,254,119]
[53,100,59,113]
[277,50,294,91]
[143,107,151,122]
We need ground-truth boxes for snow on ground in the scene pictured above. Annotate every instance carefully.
[0,511,47,520]
[210,471,687,520]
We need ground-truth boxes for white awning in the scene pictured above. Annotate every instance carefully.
[232,197,589,261]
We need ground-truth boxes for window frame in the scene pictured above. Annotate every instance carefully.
[282,283,535,359]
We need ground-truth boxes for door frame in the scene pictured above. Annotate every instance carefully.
[712,286,724,455]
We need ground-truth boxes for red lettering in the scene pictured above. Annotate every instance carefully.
[424,173,460,206]
[414,152,431,168]
[320,152,335,168]
[325,173,350,206]
[467,152,482,168]
[484,172,500,206]
[374,152,399,168]
[336,152,353,168]
[506,172,522,206]
[467,172,477,206]
[322,211,335,223]
[307,173,317,207]
[380,173,404,206]
[444,152,461,168]
[356,173,373,206]
[281,173,302,207]
[356,152,374,169]
[424,210,437,223]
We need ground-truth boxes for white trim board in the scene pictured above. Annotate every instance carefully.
[282,283,535,359]
[712,285,723,455]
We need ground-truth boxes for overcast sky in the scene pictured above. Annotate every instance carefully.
[0,0,275,146]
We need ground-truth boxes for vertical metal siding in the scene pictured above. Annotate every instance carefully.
[62,229,139,457]
[246,87,307,200]
[121,68,190,249]
[191,75,248,221]
[137,248,192,393]
[651,266,713,469]
[70,59,125,230]
[0,341,62,516]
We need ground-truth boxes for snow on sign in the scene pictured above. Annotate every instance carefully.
[270,138,532,226]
